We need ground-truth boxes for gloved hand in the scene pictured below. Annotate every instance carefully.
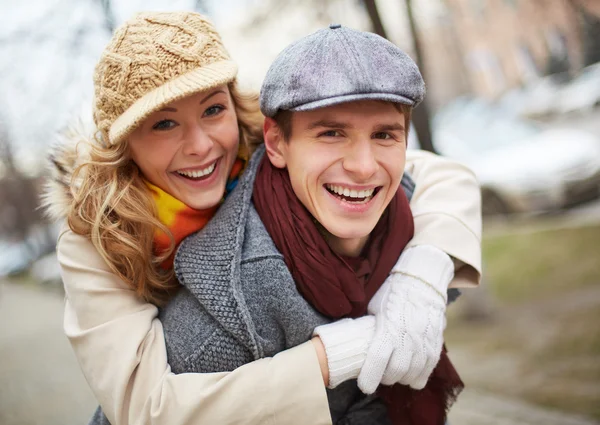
[357,245,453,394]
[313,316,376,389]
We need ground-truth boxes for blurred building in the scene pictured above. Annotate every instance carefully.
[436,0,600,98]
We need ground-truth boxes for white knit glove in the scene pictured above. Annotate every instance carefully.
[313,316,376,389]
[357,245,453,394]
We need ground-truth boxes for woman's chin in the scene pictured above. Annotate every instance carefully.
[176,186,224,210]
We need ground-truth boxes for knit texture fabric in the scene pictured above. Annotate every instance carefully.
[93,11,237,145]
[86,147,416,425]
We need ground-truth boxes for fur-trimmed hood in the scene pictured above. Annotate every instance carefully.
[41,122,93,221]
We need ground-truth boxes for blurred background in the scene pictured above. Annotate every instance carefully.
[1,0,599,424]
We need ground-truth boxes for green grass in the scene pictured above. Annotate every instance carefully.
[482,223,600,303]
[447,222,600,419]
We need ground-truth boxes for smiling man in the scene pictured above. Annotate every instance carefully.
[249,24,466,423]
[264,100,411,257]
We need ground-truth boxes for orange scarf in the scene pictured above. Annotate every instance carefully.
[148,158,246,270]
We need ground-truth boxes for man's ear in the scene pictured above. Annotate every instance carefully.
[263,117,287,169]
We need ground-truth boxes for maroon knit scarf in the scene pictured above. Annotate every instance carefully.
[252,155,463,425]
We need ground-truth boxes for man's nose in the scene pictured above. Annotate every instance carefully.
[342,138,379,181]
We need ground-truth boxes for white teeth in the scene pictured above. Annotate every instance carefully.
[325,184,375,199]
[177,162,216,178]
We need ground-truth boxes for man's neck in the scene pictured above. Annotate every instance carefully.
[326,234,370,257]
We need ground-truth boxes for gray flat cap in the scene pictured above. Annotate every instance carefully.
[260,24,425,118]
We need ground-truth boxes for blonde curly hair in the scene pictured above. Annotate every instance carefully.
[67,83,263,305]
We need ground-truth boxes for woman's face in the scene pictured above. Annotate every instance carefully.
[128,86,240,210]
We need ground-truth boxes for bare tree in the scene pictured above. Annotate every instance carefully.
[0,114,44,253]
[403,0,435,153]
[362,0,387,36]
[98,0,116,33]
[362,0,436,153]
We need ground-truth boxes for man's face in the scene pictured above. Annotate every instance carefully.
[265,100,408,256]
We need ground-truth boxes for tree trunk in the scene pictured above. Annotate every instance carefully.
[362,0,436,152]
[404,0,435,153]
[99,0,116,33]
[363,0,388,38]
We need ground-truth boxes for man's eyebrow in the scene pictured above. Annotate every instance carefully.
[374,123,405,132]
[307,120,352,130]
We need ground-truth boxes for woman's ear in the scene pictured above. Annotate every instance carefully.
[263,118,287,169]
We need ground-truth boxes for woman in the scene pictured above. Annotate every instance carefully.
[47,11,481,425]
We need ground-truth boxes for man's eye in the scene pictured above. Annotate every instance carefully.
[319,130,341,137]
[203,105,225,117]
[373,132,392,140]
[152,120,177,130]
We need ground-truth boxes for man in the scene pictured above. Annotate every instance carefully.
[252,23,475,423]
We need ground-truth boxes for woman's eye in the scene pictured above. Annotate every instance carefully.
[373,132,393,140]
[203,104,225,117]
[152,119,178,131]
[319,130,341,137]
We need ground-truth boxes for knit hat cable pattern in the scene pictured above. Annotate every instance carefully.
[93,12,237,145]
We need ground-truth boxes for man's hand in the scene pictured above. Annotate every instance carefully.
[357,245,453,394]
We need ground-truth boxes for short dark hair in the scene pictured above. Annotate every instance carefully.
[273,110,294,140]
[273,103,413,142]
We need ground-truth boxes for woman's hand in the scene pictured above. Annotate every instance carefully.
[311,336,329,386]
[312,316,376,389]
[358,245,453,393]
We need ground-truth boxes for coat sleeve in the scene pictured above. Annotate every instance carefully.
[404,150,482,288]
[57,228,331,425]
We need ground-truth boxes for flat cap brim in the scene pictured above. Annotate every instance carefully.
[291,92,416,113]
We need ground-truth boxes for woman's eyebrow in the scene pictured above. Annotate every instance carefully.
[157,90,226,112]
[200,90,226,104]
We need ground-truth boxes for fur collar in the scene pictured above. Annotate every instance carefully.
[41,121,93,221]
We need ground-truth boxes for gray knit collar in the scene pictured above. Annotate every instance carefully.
[174,146,267,360]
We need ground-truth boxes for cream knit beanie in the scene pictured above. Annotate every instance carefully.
[93,11,238,145]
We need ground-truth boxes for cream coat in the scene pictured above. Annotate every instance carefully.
[55,150,481,425]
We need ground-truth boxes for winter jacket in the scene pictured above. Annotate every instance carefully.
[49,137,481,425]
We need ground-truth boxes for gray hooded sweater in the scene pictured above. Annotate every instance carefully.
[89,146,417,425]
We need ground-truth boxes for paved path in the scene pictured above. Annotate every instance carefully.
[450,390,599,425]
[1,281,598,425]
[0,281,97,425]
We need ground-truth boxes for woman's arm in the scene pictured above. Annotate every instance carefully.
[356,150,482,393]
[58,228,331,425]
[405,149,482,287]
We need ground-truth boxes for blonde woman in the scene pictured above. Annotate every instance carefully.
[46,11,481,425]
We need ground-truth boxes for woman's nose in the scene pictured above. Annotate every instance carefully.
[181,125,214,157]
